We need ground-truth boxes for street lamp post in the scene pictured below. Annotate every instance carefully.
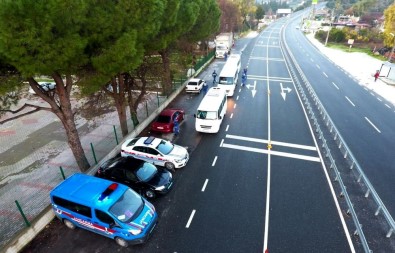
[388,33,395,62]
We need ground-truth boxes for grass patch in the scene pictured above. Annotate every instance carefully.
[325,43,387,61]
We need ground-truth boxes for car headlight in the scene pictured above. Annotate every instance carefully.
[155,186,165,191]
[129,229,142,235]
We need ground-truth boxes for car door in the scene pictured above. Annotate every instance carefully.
[145,147,165,166]
[94,209,124,239]
[132,146,150,163]
[109,168,133,188]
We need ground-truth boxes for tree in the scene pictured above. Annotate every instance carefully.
[384,4,395,48]
[0,0,164,171]
[256,5,265,21]
[218,0,241,32]
[233,0,257,30]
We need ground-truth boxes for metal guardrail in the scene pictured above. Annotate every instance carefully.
[279,25,395,252]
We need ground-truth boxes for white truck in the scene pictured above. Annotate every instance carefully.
[215,32,233,58]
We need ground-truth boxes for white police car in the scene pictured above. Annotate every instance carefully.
[121,137,189,171]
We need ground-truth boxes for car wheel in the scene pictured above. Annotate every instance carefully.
[63,219,76,230]
[115,237,129,247]
[165,162,175,172]
[145,189,156,199]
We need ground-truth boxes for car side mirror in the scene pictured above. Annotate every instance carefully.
[218,116,222,120]
[194,114,196,118]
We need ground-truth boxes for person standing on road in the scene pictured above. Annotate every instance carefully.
[202,81,208,94]
[374,70,380,82]
[173,118,180,136]
[243,67,248,78]
[224,52,228,61]
[212,70,217,84]
[241,73,247,86]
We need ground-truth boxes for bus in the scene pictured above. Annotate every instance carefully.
[195,87,227,133]
[217,54,241,96]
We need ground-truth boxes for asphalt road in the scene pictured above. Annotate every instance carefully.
[21,15,364,253]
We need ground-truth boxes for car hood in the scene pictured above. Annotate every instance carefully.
[169,145,188,159]
[146,170,172,188]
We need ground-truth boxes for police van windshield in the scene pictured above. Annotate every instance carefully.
[156,140,174,155]
[109,189,143,223]
[197,110,217,120]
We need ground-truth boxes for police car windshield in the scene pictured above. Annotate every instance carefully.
[109,189,143,223]
[136,162,157,182]
[156,140,174,155]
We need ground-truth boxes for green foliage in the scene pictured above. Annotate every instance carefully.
[330,28,347,43]
[256,5,265,20]
[384,4,395,47]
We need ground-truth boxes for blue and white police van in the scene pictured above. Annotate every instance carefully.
[50,173,158,247]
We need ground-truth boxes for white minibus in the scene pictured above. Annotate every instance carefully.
[217,54,241,96]
[194,87,227,133]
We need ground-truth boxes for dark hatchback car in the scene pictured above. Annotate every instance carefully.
[96,156,173,199]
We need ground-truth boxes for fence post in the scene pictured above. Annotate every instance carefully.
[90,143,98,164]
[157,92,160,108]
[113,125,119,145]
[145,101,149,117]
[15,200,30,227]
[59,166,65,180]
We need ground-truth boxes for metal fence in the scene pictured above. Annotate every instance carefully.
[0,52,214,251]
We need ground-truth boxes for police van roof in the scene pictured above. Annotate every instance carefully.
[50,173,128,210]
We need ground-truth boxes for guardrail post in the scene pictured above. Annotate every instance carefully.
[90,143,98,164]
[113,125,119,145]
[59,166,65,180]
[145,101,149,117]
[15,200,30,227]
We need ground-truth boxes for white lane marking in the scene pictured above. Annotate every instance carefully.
[201,179,208,192]
[365,117,381,133]
[385,104,391,108]
[364,87,368,91]
[222,143,320,162]
[225,134,317,151]
[236,95,239,100]
[220,139,224,147]
[370,92,375,96]
[323,72,328,77]
[234,104,237,109]
[345,96,355,107]
[225,125,229,132]
[316,64,320,69]
[185,210,196,228]
[332,82,339,90]
[230,113,233,119]
[310,58,314,62]
[377,97,382,102]
[212,156,218,166]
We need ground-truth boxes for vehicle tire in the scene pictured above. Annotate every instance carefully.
[115,237,129,247]
[165,162,175,172]
[144,189,156,199]
[63,219,76,230]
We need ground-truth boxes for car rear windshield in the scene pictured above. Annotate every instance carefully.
[188,82,198,86]
[197,110,217,120]
[109,189,143,223]
[156,140,174,155]
[156,115,171,123]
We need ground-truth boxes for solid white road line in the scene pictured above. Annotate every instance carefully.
[201,179,208,192]
[345,96,355,107]
[365,117,381,133]
[212,156,218,166]
[222,143,320,162]
[185,210,196,228]
[225,134,317,151]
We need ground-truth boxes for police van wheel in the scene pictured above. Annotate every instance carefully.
[63,219,76,230]
[165,162,175,172]
[145,189,156,199]
[115,237,129,247]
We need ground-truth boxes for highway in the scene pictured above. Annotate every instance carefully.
[20,16,367,253]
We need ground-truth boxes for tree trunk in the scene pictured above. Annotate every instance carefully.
[159,48,172,96]
[111,75,128,137]
[28,74,90,172]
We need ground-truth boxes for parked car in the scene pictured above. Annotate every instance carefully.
[29,82,56,94]
[121,136,189,171]
[185,78,205,93]
[150,108,184,133]
[96,155,173,199]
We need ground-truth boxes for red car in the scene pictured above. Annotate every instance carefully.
[150,109,184,133]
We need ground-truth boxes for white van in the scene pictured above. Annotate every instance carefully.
[217,54,241,96]
[194,87,227,133]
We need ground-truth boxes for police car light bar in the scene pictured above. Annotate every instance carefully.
[99,183,118,201]
[144,136,155,145]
